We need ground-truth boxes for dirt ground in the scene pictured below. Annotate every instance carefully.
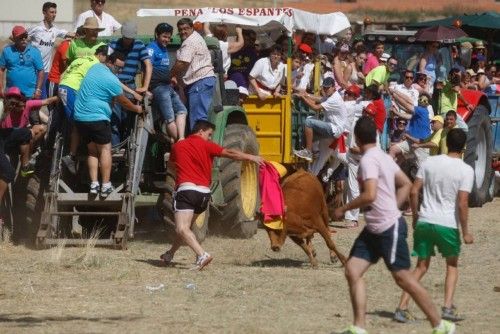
[1,199,499,334]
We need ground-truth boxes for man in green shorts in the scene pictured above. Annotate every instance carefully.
[394,128,474,323]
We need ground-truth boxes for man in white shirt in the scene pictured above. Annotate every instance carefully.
[293,77,347,162]
[28,2,72,98]
[394,70,419,110]
[394,128,474,324]
[74,0,121,37]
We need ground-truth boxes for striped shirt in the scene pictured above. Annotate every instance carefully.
[109,39,150,84]
[176,31,214,86]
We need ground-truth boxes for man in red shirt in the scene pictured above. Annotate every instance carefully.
[161,120,263,270]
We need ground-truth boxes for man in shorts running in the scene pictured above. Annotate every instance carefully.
[394,128,473,323]
[160,120,263,270]
[333,116,455,334]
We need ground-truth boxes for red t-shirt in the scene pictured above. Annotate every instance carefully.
[366,98,386,132]
[171,134,224,188]
[48,40,70,84]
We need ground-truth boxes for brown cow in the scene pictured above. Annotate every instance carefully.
[264,169,347,268]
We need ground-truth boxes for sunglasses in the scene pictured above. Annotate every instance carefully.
[405,76,414,80]
[397,121,407,125]
[388,62,398,67]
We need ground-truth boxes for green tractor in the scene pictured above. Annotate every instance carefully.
[7,34,259,248]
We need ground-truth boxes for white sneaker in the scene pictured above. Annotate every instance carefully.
[293,148,313,162]
[191,252,213,271]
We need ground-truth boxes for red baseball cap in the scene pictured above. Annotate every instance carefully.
[11,25,27,39]
[364,103,376,116]
[6,87,24,99]
[345,85,361,98]
[298,43,313,54]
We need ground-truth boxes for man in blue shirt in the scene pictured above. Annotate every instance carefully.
[0,26,44,99]
[109,21,152,146]
[389,89,432,168]
[147,22,187,141]
[73,52,143,197]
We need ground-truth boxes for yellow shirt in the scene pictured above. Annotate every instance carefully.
[439,125,459,155]
[365,65,389,86]
[425,128,443,156]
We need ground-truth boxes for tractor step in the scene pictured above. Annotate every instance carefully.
[49,211,121,216]
[57,193,123,206]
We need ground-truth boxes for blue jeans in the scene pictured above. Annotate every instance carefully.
[152,84,187,123]
[111,83,135,146]
[185,76,216,131]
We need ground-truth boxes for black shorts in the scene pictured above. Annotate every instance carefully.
[0,128,32,153]
[74,120,111,145]
[350,217,410,271]
[173,189,211,214]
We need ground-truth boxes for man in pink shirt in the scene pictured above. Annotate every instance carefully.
[333,116,456,334]
[362,41,384,76]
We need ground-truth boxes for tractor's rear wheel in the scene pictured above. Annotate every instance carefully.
[217,124,259,238]
[158,167,209,243]
[464,105,494,207]
[12,172,45,244]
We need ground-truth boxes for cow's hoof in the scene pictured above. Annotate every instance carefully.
[271,246,281,252]
[330,255,339,264]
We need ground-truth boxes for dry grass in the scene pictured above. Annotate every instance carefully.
[0,199,499,333]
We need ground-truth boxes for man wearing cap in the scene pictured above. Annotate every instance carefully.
[363,41,384,76]
[405,115,444,157]
[27,2,74,99]
[109,21,152,145]
[295,43,315,92]
[365,56,398,88]
[293,77,347,162]
[170,18,216,131]
[66,17,106,65]
[75,0,121,37]
[0,86,58,176]
[388,90,432,167]
[0,26,44,99]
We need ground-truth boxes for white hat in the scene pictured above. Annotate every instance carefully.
[379,53,390,62]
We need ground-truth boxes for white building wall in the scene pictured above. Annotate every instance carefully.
[0,0,73,37]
